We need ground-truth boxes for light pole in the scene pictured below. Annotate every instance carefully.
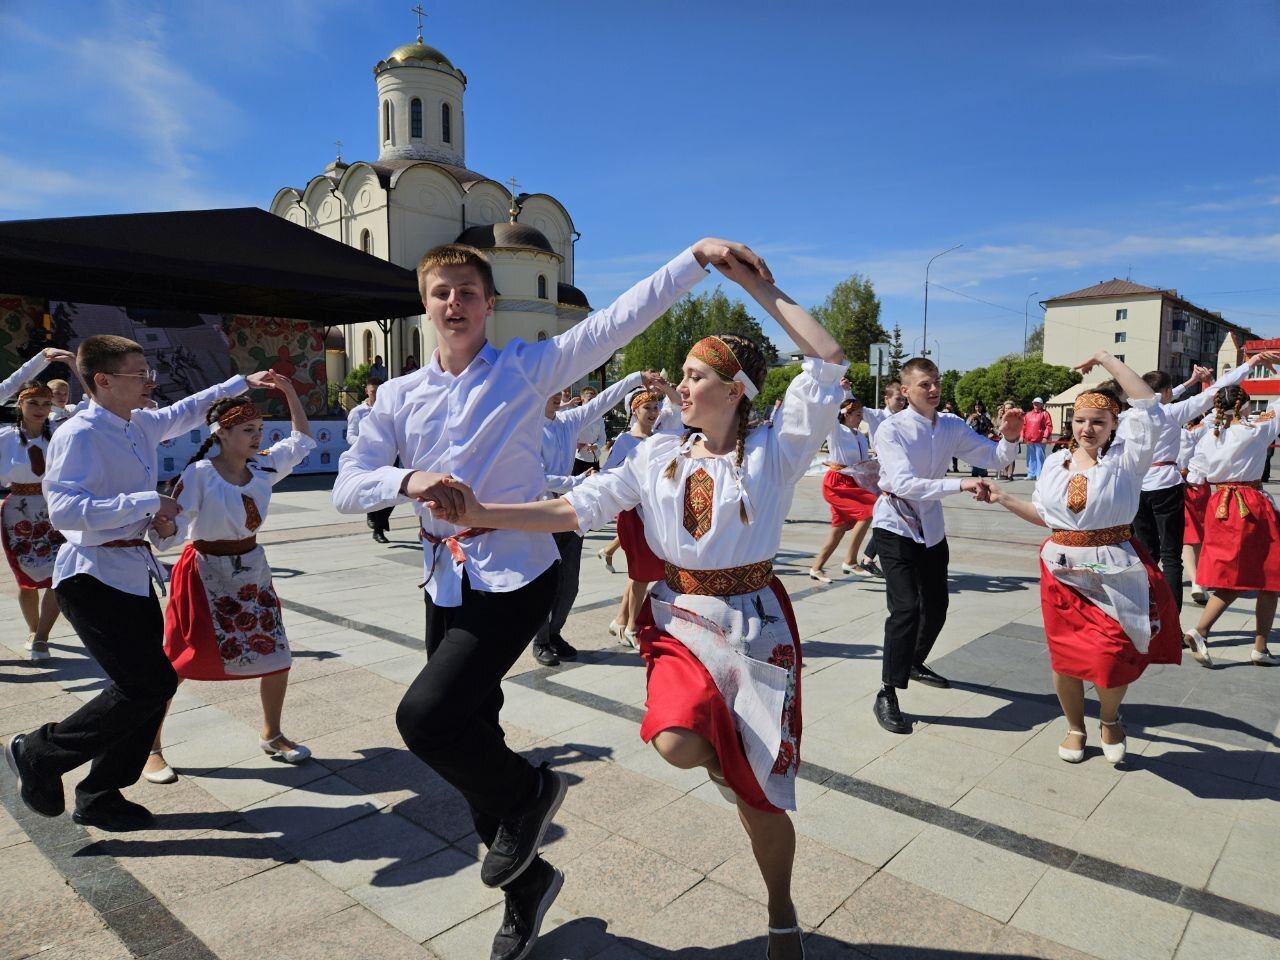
[1023,291,1039,355]
[923,243,962,357]
[914,337,941,369]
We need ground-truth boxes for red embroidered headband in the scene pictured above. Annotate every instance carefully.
[630,389,663,413]
[17,384,52,402]
[1075,392,1120,415]
[215,402,261,430]
[688,336,759,400]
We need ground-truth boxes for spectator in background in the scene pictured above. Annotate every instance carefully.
[368,355,388,383]
[965,402,993,477]
[573,384,604,475]
[996,399,1019,480]
[347,378,392,543]
[1022,397,1054,480]
[942,402,958,471]
[401,355,419,375]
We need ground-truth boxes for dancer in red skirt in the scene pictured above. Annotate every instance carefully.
[808,397,878,583]
[602,382,677,645]
[426,260,844,960]
[143,373,315,784]
[1183,371,1280,668]
[980,351,1180,765]
[0,349,76,660]
[1179,417,1211,605]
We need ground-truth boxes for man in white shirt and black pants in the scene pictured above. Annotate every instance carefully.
[333,237,766,960]
[5,335,264,830]
[870,357,1022,734]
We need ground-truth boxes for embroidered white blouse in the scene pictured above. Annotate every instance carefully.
[566,357,848,566]
[0,352,56,486]
[1187,399,1280,485]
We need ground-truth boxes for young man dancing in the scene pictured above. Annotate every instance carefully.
[869,358,1022,734]
[332,237,768,960]
[5,335,265,829]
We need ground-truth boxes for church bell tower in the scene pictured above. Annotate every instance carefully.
[372,7,466,166]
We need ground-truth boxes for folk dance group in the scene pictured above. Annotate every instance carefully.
[4,237,1278,960]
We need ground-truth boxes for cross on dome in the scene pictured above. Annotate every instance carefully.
[410,3,427,42]
[505,175,522,221]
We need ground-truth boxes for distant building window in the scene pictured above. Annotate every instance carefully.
[410,98,423,139]
[1114,331,1126,343]
[441,102,452,144]
[363,330,374,364]
[360,229,373,255]
[537,275,548,299]
[382,100,393,143]
[1115,308,1127,322]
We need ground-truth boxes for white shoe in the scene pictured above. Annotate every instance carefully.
[1099,716,1126,764]
[142,749,178,784]
[807,569,832,585]
[260,735,311,764]
[621,627,639,650]
[24,635,51,662]
[608,620,624,638]
[1183,630,1214,668]
[1057,730,1086,764]
[597,549,615,574]
[1252,649,1279,666]
[1190,586,1207,606]
[765,910,805,959]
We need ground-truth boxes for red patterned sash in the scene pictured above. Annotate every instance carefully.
[664,559,773,596]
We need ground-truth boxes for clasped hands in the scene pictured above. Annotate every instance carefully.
[401,470,481,526]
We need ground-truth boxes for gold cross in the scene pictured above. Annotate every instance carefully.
[410,3,427,41]
[505,175,522,222]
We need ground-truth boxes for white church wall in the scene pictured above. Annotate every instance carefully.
[517,195,575,282]
[388,165,464,267]
[464,182,509,226]
[375,67,465,166]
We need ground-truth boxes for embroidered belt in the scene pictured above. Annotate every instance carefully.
[1049,525,1132,547]
[419,526,493,584]
[1214,480,1263,520]
[100,538,149,548]
[1150,460,1178,468]
[8,483,41,495]
[194,536,258,556]
[664,559,773,596]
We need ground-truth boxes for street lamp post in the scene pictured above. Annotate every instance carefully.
[914,337,942,369]
[1023,291,1039,355]
[923,243,963,357]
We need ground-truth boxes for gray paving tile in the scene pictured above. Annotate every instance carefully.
[1174,913,1280,960]
[347,846,503,942]
[240,774,386,843]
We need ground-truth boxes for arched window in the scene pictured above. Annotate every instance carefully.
[360,229,373,255]
[441,102,452,144]
[363,330,374,364]
[410,98,423,139]
[382,100,393,143]
[537,275,548,300]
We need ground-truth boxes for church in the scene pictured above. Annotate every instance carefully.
[269,22,590,380]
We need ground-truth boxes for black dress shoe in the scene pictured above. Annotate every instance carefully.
[873,689,912,735]
[481,763,567,888]
[910,663,951,689]
[490,858,564,960]
[372,530,389,543]
[72,792,154,831]
[4,734,65,817]
[532,645,559,667]
[549,636,578,662]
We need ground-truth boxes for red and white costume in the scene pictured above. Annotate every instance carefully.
[1188,399,1280,592]
[1179,424,1210,546]
[0,354,62,589]
[821,422,879,525]
[1031,396,1182,687]
[602,425,665,584]
[566,355,847,812]
[163,431,315,680]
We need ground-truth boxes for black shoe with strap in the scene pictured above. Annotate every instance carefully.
[71,791,154,831]
[873,688,912,735]
[481,763,567,888]
[4,734,64,817]
[532,644,559,667]
[490,858,564,960]
[909,662,950,689]
[549,636,578,662]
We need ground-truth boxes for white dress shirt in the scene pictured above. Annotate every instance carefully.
[44,376,248,596]
[861,405,898,442]
[872,407,1017,546]
[541,372,643,495]
[1188,398,1280,484]
[346,402,373,440]
[332,248,709,606]
[575,416,607,466]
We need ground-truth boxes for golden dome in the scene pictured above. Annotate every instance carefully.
[386,41,454,68]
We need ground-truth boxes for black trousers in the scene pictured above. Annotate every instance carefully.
[22,575,178,804]
[874,529,950,688]
[535,531,582,648]
[368,506,393,533]
[572,458,595,476]
[1133,484,1184,610]
[396,565,556,846]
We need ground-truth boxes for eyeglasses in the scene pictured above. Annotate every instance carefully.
[111,369,158,383]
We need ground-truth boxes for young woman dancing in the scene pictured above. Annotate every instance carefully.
[144,373,315,783]
[0,349,76,660]
[1182,369,1280,668]
[808,397,878,583]
[1179,417,1211,606]
[979,352,1182,765]
[425,259,844,959]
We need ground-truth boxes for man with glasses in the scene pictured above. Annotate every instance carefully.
[5,335,272,831]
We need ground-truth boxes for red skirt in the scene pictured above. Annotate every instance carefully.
[1197,487,1280,592]
[1183,483,1210,546]
[617,508,664,583]
[1039,540,1182,687]
[821,471,876,525]
[636,578,801,815]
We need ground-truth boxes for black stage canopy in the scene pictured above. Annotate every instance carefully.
[0,207,423,325]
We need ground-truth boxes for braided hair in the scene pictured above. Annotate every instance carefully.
[1212,385,1249,438]
[14,381,52,447]
[182,395,252,471]
[1067,388,1121,459]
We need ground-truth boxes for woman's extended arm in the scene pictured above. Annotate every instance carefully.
[428,477,581,532]
[1072,351,1153,401]
[715,256,843,364]
[982,481,1049,527]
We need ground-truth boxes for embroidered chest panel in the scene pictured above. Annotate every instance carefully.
[683,468,715,539]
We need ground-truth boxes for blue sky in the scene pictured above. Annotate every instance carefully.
[2,0,1278,370]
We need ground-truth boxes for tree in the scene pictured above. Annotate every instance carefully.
[619,290,778,381]
[756,363,801,413]
[888,323,906,379]
[1025,323,1044,357]
[954,353,1080,414]
[939,369,960,408]
[811,274,886,365]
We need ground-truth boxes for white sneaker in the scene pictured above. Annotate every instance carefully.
[24,635,51,662]
[597,549,616,574]
[1252,649,1279,666]
[1183,631,1214,668]
[260,735,311,764]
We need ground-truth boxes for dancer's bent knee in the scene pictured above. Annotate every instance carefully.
[651,727,715,769]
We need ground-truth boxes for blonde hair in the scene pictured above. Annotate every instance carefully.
[416,243,496,300]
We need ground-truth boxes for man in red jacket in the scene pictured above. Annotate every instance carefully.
[1021,397,1054,479]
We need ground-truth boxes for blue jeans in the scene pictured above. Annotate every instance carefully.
[1025,443,1046,478]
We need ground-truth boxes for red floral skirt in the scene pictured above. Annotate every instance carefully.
[617,508,664,583]
[637,578,801,814]
[822,471,876,525]
[1183,482,1210,546]
[1,491,63,589]
[164,543,291,680]
[1197,487,1280,592]
[1039,540,1182,688]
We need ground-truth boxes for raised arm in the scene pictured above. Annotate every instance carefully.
[556,371,644,429]
[146,374,253,442]
[1165,352,1277,424]
[718,257,843,364]
[1072,350,1154,402]
[0,350,65,403]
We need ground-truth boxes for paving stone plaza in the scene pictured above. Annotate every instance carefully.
[3,472,1278,960]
